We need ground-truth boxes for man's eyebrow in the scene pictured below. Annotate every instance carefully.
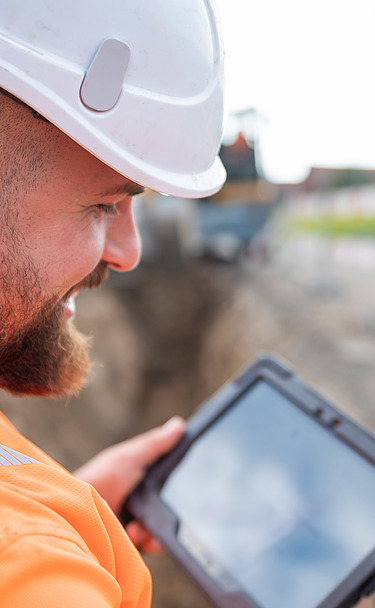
[98,182,145,197]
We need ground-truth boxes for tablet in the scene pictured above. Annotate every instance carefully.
[122,355,375,608]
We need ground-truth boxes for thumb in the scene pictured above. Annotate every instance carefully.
[127,416,186,469]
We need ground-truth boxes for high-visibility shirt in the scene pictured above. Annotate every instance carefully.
[0,411,152,608]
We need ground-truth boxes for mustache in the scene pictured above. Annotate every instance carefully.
[65,261,110,299]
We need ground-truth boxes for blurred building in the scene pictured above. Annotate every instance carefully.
[196,109,281,262]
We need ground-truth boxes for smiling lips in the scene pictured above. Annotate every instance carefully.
[63,292,78,320]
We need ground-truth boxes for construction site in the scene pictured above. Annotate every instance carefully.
[2,127,375,607]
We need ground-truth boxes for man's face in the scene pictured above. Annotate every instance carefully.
[0,98,143,397]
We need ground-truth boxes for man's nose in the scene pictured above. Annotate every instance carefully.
[101,203,141,272]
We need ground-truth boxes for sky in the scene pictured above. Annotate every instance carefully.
[215,0,375,182]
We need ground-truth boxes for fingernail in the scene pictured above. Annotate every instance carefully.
[163,416,185,431]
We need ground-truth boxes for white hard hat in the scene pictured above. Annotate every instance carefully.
[0,0,226,198]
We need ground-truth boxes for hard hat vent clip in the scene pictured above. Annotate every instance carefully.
[80,38,131,112]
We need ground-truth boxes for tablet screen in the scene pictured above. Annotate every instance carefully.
[160,381,375,608]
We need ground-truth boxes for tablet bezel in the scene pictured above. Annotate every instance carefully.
[123,355,375,608]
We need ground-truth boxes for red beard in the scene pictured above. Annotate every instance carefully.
[0,261,109,397]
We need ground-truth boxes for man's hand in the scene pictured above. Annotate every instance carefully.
[74,416,185,552]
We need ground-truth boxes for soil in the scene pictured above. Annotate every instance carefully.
[1,246,375,607]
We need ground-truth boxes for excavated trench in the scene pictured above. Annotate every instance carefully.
[2,255,375,607]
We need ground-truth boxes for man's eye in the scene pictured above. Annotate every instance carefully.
[95,204,119,217]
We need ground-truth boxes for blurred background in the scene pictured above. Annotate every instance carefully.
[2,1,375,606]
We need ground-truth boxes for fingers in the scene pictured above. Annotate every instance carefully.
[125,521,164,554]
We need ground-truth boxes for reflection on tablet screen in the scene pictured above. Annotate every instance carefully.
[161,382,375,608]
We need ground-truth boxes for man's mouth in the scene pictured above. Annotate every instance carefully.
[63,292,78,320]
[62,262,110,321]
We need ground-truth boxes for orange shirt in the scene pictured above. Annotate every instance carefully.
[0,412,152,608]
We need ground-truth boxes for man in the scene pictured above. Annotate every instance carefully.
[0,1,225,606]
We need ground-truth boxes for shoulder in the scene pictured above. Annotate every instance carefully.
[0,533,121,608]
[0,417,152,607]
